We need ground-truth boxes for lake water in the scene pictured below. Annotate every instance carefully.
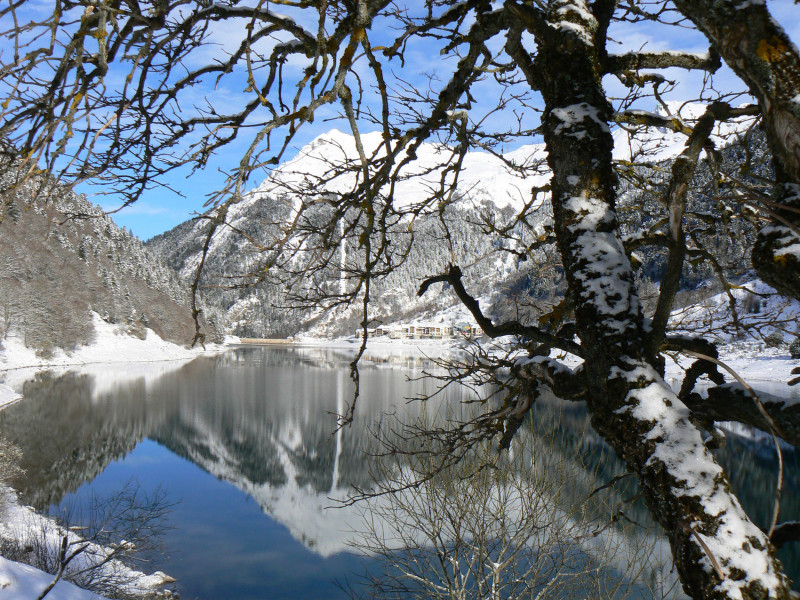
[1,346,798,598]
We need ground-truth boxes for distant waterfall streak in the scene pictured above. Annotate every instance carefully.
[339,220,346,298]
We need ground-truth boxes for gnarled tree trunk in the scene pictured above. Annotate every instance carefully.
[512,1,793,598]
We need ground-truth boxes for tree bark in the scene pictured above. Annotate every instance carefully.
[685,384,800,448]
[673,0,800,302]
[511,1,793,598]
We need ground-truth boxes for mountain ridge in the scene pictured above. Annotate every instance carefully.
[148,103,763,339]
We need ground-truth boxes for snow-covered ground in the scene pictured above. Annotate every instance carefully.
[0,485,174,600]
[670,280,800,345]
[297,280,799,390]
[1,312,230,373]
[1,554,101,600]
[665,345,797,387]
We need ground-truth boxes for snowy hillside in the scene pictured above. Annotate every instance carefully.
[670,279,800,343]
[0,164,224,358]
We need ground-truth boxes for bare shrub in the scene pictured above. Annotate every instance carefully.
[346,418,678,600]
[790,338,800,360]
[764,331,784,349]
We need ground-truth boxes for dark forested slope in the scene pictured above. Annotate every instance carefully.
[0,167,221,355]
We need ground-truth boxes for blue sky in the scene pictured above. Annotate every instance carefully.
[59,1,800,240]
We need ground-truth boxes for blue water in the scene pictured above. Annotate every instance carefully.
[2,346,798,598]
[58,440,361,600]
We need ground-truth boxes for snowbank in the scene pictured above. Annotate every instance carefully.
[0,312,223,372]
[0,384,21,411]
[663,350,799,387]
[0,554,99,600]
[0,312,229,403]
[0,485,174,600]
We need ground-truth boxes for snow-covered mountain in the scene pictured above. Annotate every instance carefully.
[148,103,763,339]
[0,165,223,356]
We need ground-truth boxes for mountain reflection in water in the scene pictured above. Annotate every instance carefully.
[0,347,483,599]
[0,346,798,599]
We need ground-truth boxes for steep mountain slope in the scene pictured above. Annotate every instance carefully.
[0,166,221,355]
[150,197,538,338]
[148,104,764,339]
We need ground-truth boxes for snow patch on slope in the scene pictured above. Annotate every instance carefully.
[0,554,101,600]
[669,279,800,342]
[0,384,21,411]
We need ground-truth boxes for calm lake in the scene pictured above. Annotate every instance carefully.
[1,346,798,599]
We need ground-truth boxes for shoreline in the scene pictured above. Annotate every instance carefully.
[0,314,235,411]
[2,327,797,411]
[272,335,800,385]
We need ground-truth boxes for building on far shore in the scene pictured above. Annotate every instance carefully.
[358,321,480,340]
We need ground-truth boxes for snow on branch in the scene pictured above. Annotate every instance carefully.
[603,49,721,75]
[683,383,800,447]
